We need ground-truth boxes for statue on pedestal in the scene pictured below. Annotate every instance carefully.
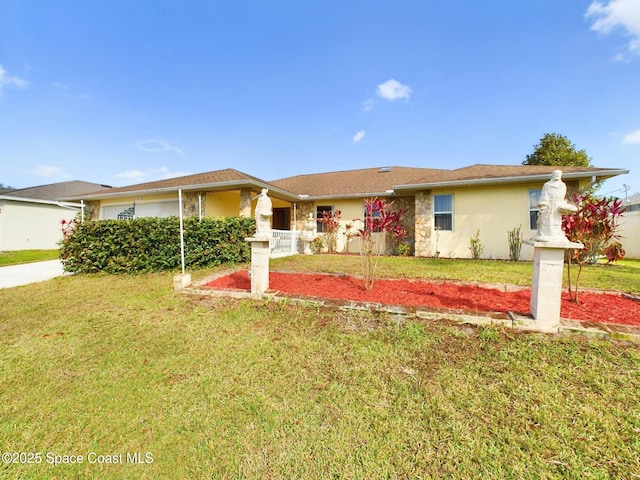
[533,170,578,243]
[254,188,273,238]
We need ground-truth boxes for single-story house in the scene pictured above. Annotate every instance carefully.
[63,164,630,260]
[619,193,640,259]
[0,181,111,251]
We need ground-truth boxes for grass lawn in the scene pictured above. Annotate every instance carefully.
[1,267,639,478]
[0,250,59,266]
[272,255,640,295]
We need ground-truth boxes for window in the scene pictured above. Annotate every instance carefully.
[102,201,179,220]
[363,206,382,232]
[117,204,135,220]
[316,205,333,232]
[434,194,453,231]
[529,189,541,230]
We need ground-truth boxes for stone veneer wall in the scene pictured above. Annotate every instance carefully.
[414,191,433,257]
[85,201,100,221]
[239,188,252,218]
[182,192,206,218]
[385,196,415,255]
[295,202,316,231]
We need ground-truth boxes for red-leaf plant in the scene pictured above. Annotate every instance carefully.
[357,197,404,290]
[317,209,342,253]
[61,218,78,238]
[562,192,626,304]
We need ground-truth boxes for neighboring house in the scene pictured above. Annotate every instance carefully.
[64,164,629,261]
[619,193,640,259]
[0,181,111,251]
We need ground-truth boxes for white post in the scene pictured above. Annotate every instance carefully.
[174,188,191,290]
[293,202,297,254]
[178,189,185,275]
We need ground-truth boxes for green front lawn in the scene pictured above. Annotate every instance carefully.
[0,249,59,266]
[1,270,639,478]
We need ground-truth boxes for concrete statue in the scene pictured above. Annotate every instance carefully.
[533,170,578,243]
[254,188,273,238]
[522,169,583,332]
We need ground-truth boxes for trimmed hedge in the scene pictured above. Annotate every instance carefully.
[59,216,255,274]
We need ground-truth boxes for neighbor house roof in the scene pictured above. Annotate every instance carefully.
[5,180,112,201]
[624,193,640,206]
[64,168,300,201]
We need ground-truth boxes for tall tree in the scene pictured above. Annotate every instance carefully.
[524,133,592,167]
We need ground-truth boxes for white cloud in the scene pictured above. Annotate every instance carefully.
[115,167,192,182]
[362,98,374,112]
[136,137,184,155]
[26,165,69,178]
[115,169,148,181]
[623,128,640,143]
[353,130,366,143]
[0,64,29,95]
[376,79,412,101]
[586,0,640,59]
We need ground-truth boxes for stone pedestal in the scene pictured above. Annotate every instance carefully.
[246,237,270,295]
[300,232,314,254]
[173,273,192,291]
[524,240,583,332]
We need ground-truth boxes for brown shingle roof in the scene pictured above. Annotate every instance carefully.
[270,164,625,197]
[68,164,629,201]
[80,169,264,196]
[269,166,448,197]
[396,164,624,188]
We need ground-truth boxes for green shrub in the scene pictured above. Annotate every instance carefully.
[59,216,255,274]
[507,225,522,261]
[469,229,484,260]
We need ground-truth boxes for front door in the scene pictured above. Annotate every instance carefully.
[272,207,291,230]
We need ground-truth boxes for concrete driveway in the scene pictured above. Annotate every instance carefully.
[0,260,66,289]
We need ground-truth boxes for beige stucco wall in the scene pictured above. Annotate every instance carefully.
[97,190,297,224]
[206,191,241,218]
[0,200,79,250]
[432,184,546,261]
[307,199,363,253]
[307,198,407,254]
[618,211,640,259]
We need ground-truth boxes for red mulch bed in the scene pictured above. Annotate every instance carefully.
[202,271,640,327]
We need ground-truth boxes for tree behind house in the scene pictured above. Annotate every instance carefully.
[524,133,592,167]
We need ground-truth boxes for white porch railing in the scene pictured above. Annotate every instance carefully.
[270,229,298,258]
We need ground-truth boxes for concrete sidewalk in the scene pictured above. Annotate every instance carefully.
[0,260,66,289]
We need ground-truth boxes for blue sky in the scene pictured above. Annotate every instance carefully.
[1,0,639,198]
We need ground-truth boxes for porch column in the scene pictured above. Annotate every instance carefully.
[414,191,432,257]
[239,188,252,218]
